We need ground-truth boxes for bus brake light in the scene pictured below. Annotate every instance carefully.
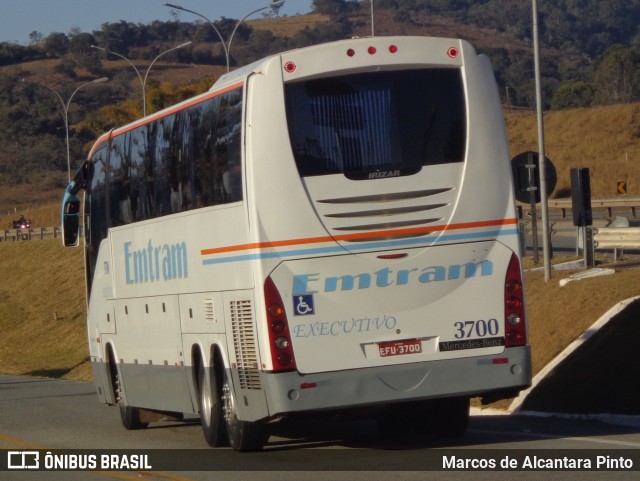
[504,253,526,347]
[264,277,296,371]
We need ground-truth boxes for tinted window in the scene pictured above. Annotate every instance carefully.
[85,145,108,295]
[91,87,243,234]
[285,69,466,179]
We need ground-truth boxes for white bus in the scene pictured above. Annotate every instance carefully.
[62,36,531,451]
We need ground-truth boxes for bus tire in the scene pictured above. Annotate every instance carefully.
[221,375,268,451]
[114,371,148,430]
[197,361,227,447]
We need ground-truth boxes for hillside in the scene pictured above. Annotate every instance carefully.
[0,240,86,378]
[3,101,639,227]
[1,4,639,217]
[507,102,640,197]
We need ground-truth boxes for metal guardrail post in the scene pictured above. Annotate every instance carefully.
[585,226,595,268]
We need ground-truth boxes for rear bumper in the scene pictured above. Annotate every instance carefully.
[262,346,531,417]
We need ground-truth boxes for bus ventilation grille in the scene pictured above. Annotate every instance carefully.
[230,299,262,390]
[316,188,453,240]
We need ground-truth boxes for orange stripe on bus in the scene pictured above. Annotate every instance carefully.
[200,217,517,256]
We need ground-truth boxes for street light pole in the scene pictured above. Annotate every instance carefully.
[163,1,285,72]
[92,41,191,117]
[35,77,108,184]
[228,1,285,57]
[143,42,193,109]
[163,3,228,70]
[532,0,551,281]
[370,0,375,36]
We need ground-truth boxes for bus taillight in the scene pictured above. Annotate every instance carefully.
[264,277,297,371]
[504,253,527,347]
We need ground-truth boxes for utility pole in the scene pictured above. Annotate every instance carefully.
[532,0,552,281]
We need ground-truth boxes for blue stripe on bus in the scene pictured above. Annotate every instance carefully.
[201,229,519,266]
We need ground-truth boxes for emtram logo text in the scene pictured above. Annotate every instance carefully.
[124,240,188,284]
[293,260,493,294]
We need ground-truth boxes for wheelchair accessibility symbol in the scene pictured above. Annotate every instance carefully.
[294,295,314,316]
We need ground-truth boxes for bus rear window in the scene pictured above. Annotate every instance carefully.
[285,69,466,179]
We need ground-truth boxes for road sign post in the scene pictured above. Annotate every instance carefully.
[571,168,594,267]
[512,151,557,267]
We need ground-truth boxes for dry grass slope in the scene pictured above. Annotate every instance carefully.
[0,239,87,378]
[506,103,640,197]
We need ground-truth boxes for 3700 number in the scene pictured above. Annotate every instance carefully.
[454,319,499,339]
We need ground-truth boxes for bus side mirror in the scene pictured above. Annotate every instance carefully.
[62,186,81,247]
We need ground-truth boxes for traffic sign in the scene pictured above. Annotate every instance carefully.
[617,181,627,195]
[511,151,557,204]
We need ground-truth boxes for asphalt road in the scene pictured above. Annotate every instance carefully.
[1,374,639,481]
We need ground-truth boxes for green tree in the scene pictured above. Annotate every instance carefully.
[29,31,43,45]
[550,80,594,109]
[592,45,640,105]
[43,32,69,57]
[312,0,348,15]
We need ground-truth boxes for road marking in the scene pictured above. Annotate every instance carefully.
[0,432,44,449]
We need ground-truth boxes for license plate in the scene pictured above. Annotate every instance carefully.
[378,339,422,357]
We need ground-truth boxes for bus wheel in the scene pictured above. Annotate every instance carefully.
[114,372,148,430]
[197,362,227,447]
[221,376,268,451]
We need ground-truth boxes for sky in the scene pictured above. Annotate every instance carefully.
[0,0,313,44]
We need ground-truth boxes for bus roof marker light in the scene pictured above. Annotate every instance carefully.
[368,46,377,55]
[284,61,297,73]
[347,48,356,57]
[447,47,460,58]
[389,45,398,53]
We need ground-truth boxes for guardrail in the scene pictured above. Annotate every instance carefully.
[1,227,61,242]
[593,227,640,249]
[549,198,640,219]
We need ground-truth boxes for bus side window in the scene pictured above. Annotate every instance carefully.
[222,161,242,201]
[108,137,131,227]
[86,148,107,294]
[129,125,149,221]
[216,89,243,202]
